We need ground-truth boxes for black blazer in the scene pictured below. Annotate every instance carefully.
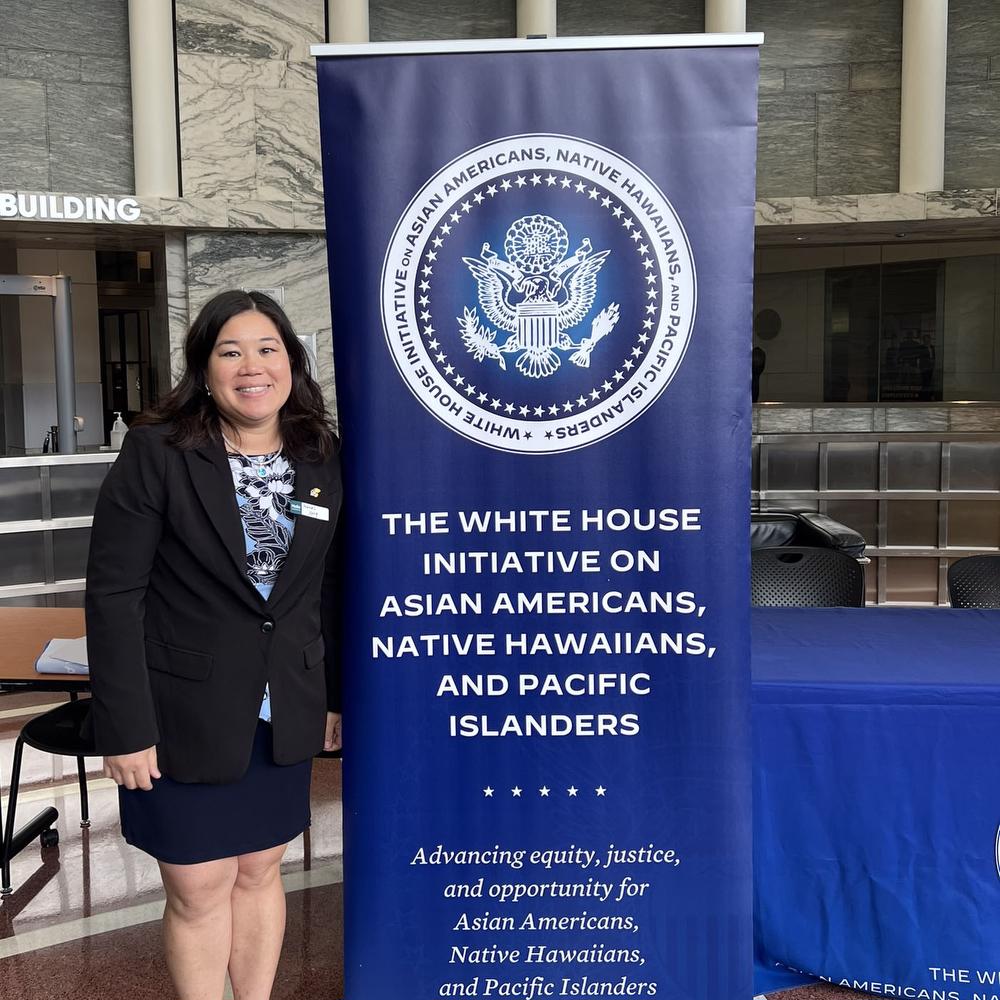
[84,422,342,784]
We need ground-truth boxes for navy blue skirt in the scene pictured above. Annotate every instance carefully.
[119,720,312,865]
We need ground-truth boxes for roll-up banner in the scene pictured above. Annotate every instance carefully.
[314,34,761,1000]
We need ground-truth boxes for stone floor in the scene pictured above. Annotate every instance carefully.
[0,690,344,998]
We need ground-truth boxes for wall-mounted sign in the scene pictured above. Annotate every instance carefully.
[243,285,285,306]
[0,192,141,223]
[0,275,56,296]
[297,332,318,377]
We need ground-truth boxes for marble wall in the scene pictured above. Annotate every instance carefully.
[171,3,337,421]
[370,0,515,40]
[370,0,702,45]
[0,0,133,193]
[945,0,1000,189]
[550,0,701,37]
[751,0,1000,197]
[0,1,998,205]
[362,0,997,199]
[754,404,1000,435]
[164,234,191,381]
[176,0,326,215]
[750,0,903,198]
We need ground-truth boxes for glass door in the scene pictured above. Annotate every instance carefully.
[99,308,155,441]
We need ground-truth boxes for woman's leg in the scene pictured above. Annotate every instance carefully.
[227,843,289,1000]
[159,856,240,1000]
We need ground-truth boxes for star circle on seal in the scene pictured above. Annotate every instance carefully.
[381,133,696,455]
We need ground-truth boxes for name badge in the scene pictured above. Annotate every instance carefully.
[290,499,330,521]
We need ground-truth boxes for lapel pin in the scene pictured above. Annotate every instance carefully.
[310,487,322,498]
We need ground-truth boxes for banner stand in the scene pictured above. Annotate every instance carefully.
[314,33,762,1000]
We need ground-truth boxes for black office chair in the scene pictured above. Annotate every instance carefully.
[751,546,866,608]
[2,696,95,895]
[947,554,1000,609]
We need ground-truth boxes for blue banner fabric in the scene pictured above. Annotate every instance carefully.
[316,41,758,1000]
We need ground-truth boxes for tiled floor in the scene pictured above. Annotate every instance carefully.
[1,692,883,1000]
[0,691,344,999]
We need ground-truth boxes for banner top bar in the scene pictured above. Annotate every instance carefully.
[311,33,764,58]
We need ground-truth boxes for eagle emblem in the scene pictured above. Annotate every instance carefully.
[459,215,620,379]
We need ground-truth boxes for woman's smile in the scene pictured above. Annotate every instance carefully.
[206,310,293,433]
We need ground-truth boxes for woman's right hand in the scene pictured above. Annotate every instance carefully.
[104,747,161,790]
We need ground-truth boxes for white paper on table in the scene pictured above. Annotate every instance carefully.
[35,635,89,674]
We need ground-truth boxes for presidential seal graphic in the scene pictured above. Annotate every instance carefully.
[381,134,696,454]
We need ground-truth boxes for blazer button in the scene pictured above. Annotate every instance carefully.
[260,619,275,634]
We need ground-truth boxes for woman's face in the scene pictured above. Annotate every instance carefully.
[205,310,293,435]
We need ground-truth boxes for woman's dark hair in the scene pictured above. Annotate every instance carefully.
[135,290,336,462]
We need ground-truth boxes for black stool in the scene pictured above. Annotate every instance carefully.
[2,695,95,895]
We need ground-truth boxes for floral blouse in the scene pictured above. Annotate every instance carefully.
[227,449,295,722]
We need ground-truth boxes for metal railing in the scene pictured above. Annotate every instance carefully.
[753,432,1000,605]
[0,452,116,606]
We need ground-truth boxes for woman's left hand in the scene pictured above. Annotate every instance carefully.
[325,711,342,752]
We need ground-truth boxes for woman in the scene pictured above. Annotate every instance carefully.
[85,289,341,1000]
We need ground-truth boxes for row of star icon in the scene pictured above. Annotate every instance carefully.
[437,187,664,265]
[424,349,655,418]
[483,785,608,798]
[436,174,627,228]
[433,175,661,264]
[426,173,662,291]
[415,355,650,418]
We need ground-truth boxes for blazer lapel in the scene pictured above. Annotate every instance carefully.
[267,456,334,608]
[183,439,265,610]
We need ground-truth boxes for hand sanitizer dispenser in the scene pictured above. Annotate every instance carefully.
[110,412,128,450]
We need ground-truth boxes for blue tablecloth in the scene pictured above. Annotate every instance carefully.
[752,607,1000,997]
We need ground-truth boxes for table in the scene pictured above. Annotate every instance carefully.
[0,607,89,895]
[0,608,88,692]
[752,607,1000,997]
